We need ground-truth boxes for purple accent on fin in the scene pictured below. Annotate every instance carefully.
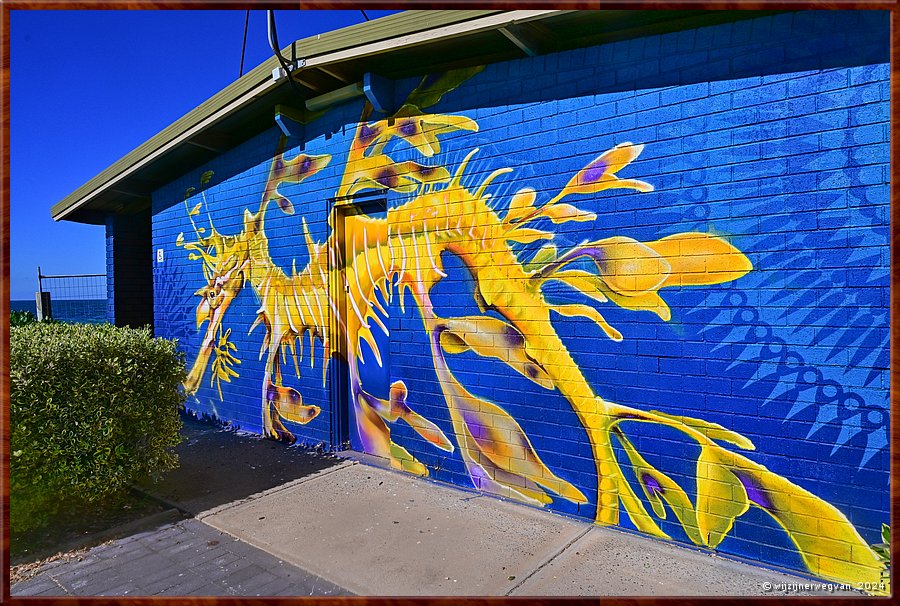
[500,324,525,348]
[462,410,488,442]
[376,168,397,188]
[359,124,379,146]
[299,156,312,174]
[735,472,774,510]
[275,159,284,172]
[399,120,418,136]
[266,383,277,402]
[581,160,608,184]
[276,196,294,213]
[642,473,663,495]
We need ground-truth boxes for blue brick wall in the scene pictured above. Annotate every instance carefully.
[150,11,889,586]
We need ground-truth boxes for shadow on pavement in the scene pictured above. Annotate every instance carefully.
[137,413,346,516]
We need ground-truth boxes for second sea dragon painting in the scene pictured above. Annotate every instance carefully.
[175,68,887,590]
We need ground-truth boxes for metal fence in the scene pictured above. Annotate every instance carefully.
[37,266,107,324]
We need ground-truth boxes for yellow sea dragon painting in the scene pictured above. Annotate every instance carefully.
[176,70,887,591]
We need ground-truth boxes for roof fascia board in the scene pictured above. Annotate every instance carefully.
[302,10,561,67]
[52,9,562,222]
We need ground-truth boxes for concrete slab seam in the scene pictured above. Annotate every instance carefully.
[505,524,593,596]
[195,461,358,520]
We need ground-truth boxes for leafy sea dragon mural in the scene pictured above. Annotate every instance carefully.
[177,69,887,591]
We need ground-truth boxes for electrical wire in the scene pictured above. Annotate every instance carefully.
[239,9,250,77]
[361,10,370,21]
[267,10,301,92]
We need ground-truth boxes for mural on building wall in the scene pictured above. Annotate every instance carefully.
[175,69,887,590]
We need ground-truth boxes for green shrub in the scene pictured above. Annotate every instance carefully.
[10,309,63,327]
[10,323,186,533]
[10,310,37,326]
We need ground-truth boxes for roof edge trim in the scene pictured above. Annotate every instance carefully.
[52,9,562,222]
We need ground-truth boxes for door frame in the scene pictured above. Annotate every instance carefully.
[326,193,388,450]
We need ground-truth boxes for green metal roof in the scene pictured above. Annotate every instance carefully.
[53,9,767,224]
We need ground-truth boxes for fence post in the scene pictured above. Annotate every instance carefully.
[36,265,52,321]
[35,291,52,321]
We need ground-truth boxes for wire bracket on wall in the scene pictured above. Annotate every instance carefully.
[272,59,307,82]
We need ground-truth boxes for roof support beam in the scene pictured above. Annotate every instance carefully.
[185,139,227,153]
[275,105,306,140]
[498,26,539,57]
[316,66,352,84]
[363,72,396,114]
[293,74,327,93]
[108,187,150,200]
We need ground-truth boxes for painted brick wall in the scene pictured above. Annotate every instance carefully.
[150,11,889,589]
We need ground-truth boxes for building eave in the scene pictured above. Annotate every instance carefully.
[52,9,773,224]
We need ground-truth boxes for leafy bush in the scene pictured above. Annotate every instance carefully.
[10,310,37,326]
[10,309,63,327]
[10,323,186,533]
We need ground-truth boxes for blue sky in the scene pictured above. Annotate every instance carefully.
[9,9,398,300]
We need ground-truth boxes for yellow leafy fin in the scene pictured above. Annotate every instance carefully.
[539,203,597,225]
[389,381,454,452]
[384,114,479,158]
[524,244,557,273]
[649,410,755,450]
[431,329,585,506]
[540,270,609,305]
[356,383,454,453]
[505,188,538,225]
[457,419,551,506]
[266,381,321,425]
[423,113,479,134]
[438,331,469,355]
[554,142,653,201]
[616,471,671,539]
[614,428,703,545]
[696,446,750,548]
[395,160,451,184]
[646,232,753,287]
[440,316,554,390]
[347,155,449,196]
[551,304,622,342]
[721,449,886,588]
[400,66,485,112]
[589,236,671,296]
[603,288,672,322]
[506,228,554,244]
[389,441,429,476]
[462,396,588,505]
[189,202,202,216]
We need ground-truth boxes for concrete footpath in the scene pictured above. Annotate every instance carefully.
[12,416,856,597]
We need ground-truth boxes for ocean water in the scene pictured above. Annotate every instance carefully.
[11,299,108,325]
